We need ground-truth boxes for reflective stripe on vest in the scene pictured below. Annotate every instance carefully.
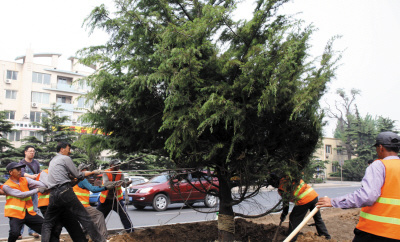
[4,177,37,219]
[356,159,400,239]
[37,169,50,207]
[279,178,318,206]
[99,169,123,203]
[73,185,91,208]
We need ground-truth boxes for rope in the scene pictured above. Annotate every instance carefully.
[217,214,235,234]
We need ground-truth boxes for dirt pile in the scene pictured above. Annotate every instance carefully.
[105,208,361,242]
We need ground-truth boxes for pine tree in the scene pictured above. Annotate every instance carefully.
[79,0,339,239]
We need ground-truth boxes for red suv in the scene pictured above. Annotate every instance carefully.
[128,172,219,211]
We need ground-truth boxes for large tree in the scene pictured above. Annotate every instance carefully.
[329,89,396,180]
[79,0,338,239]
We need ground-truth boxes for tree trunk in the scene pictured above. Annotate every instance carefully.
[217,175,235,241]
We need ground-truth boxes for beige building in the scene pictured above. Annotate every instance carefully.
[313,137,349,178]
[0,49,95,148]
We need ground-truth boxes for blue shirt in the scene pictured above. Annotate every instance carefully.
[78,178,106,193]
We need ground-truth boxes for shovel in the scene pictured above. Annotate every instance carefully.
[283,207,320,242]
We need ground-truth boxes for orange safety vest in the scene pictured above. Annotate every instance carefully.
[279,178,318,205]
[4,177,37,219]
[36,169,50,207]
[99,169,123,203]
[73,184,90,207]
[356,159,400,239]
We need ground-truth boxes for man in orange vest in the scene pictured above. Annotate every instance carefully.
[97,159,134,233]
[273,175,330,241]
[74,163,116,239]
[317,131,400,241]
[2,162,47,242]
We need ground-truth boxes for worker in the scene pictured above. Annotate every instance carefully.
[97,159,134,233]
[38,167,87,241]
[74,163,116,239]
[2,162,47,242]
[18,145,41,239]
[41,142,105,242]
[274,175,330,241]
[317,131,400,241]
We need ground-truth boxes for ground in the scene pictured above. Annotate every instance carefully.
[12,208,360,242]
[104,208,360,242]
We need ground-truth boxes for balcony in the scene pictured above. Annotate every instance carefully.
[43,83,85,94]
[56,103,74,112]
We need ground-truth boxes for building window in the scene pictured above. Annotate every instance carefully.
[32,72,51,85]
[325,145,332,154]
[29,131,44,142]
[30,111,47,123]
[4,111,15,120]
[31,92,50,104]
[332,164,337,173]
[56,95,72,104]
[77,97,94,108]
[6,131,21,141]
[5,90,17,99]
[6,70,18,80]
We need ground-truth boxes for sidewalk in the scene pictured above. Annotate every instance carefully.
[310,180,361,188]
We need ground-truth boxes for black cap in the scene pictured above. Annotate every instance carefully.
[6,162,26,172]
[373,131,400,147]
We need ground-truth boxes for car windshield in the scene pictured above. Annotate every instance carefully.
[148,175,168,183]
[131,178,146,185]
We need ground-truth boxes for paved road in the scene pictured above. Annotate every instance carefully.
[0,181,361,239]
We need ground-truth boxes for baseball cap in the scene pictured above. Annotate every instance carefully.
[6,162,26,172]
[373,131,400,147]
[109,159,122,167]
[78,163,90,171]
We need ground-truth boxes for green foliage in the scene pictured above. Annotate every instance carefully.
[331,89,397,181]
[303,158,329,183]
[34,103,79,165]
[79,0,339,225]
[72,134,109,168]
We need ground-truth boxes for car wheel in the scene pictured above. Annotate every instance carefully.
[153,194,169,211]
[204,193,218,208]
[133,204,146,210]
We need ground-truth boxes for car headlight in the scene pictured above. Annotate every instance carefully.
[138,187,153,194]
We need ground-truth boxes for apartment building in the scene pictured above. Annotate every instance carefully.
[0,48,96,148]
[313,137,349,178]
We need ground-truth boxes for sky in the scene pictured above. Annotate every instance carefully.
[1,0,400,137]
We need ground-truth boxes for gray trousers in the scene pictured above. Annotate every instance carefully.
[86,206,108,239]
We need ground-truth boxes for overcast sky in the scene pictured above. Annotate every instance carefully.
[1,0,399,137]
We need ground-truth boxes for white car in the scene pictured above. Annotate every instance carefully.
[129,176,148,188]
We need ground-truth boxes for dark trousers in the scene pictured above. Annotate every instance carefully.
[288,197,330,241]
[8,212,42,242]
[353,228,399,242]
[41,183,105,242]
[97,198,134,233]
[40,206,86,242]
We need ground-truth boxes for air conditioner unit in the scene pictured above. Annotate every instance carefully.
[72,119,77,123]
[31,102,38,108]
[5,79,11,84]
[23,114,29,119]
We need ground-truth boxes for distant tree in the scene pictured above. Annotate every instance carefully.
[35,104,78,165]
[329,89,397,180]
[0,111,14,157]
[79,0,339,239]
[72,134,109,169]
